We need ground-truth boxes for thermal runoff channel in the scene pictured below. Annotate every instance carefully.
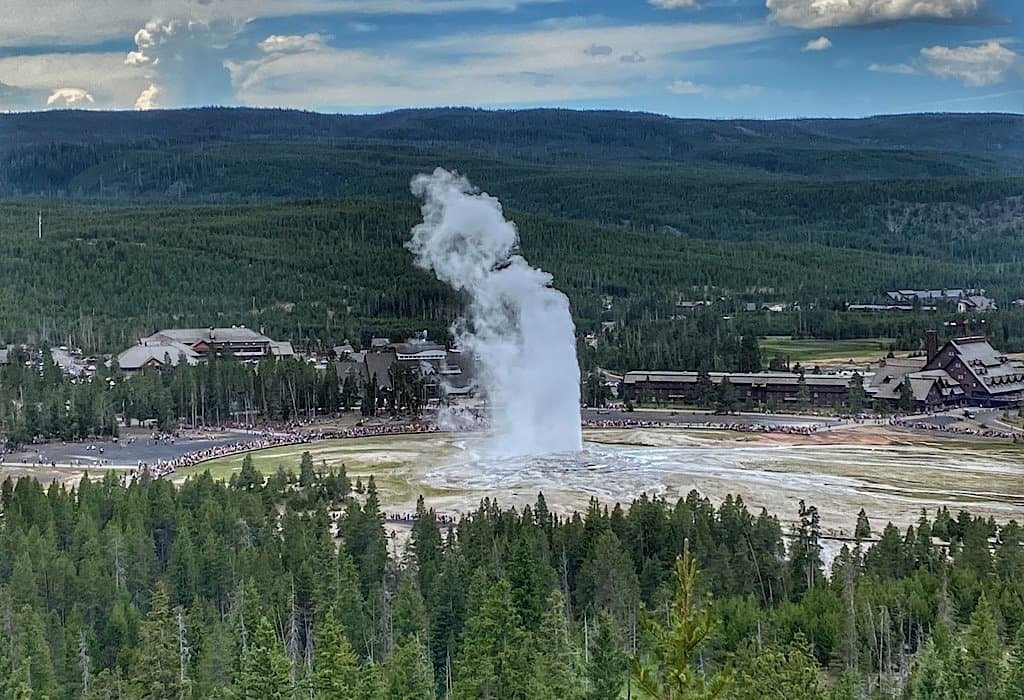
[408,168,583,456]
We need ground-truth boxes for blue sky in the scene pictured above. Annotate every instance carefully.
[0,0,1021,117]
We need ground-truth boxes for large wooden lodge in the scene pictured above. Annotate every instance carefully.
[621,333,1024,410]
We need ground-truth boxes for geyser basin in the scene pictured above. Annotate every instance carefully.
[182,428,1024,531]
[408,168,583,456]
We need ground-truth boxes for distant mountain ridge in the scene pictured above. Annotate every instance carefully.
[1,107,1022,159]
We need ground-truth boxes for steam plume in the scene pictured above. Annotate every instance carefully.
[408,168,582,456]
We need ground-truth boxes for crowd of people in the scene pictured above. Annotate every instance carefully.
[133,422,447,480]
[582,418,824,435]
[384,511,458,526]
[890,417,1021,441]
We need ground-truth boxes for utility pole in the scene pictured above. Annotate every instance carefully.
[37,210,42,239]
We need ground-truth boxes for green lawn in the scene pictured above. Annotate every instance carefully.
[759,337,896,364]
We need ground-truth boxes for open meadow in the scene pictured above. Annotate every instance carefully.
[758,336,897,365]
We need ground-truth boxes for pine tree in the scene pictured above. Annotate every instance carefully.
[1003,622,1024,700]
[854,509,871,541]
[11,604,59,699]
[299,451,316,488]
[452,576,533,700]
[131,584,185,700]
[392,569,429,643]
[962,595,1006,699]
[313,609,360,698]
[529,589,584,700]
[384,635,436,700]
[576,529,640,635]
[237,615,292,699]
[587,613,627,700]
[847,372,866,414]
[796,370,811,410]
[715,377,739,414]
[630,540,732,699]
[731,635,827,700]
[899,378,915,412]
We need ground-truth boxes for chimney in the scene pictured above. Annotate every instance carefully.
[925,329,938,363]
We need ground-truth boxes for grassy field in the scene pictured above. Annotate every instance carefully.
[759,337,897,364]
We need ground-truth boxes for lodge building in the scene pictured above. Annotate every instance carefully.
[621,333,1024,411]
[117,326,295,372]
[621,371,857,408]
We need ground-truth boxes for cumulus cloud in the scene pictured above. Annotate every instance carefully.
[46,87,95,107]
[134,83,162,110]
[650,0,698,8]
[125,19,240,109]
[921,40,1018,86]
[620,51,647,63]
[668,80,762,99]
[803,36,831,51]
[869,62,918,74]
[766,0,984,28]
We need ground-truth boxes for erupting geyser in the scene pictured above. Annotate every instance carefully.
[408,168,583,456]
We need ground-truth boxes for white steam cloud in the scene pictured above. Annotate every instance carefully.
[408,168,582,457]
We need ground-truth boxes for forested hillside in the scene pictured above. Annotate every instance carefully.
[1,107,1023,361]
[3,196,1023,357]
[0,465,1020,698]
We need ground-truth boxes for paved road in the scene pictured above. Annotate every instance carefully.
[5,430,248,469]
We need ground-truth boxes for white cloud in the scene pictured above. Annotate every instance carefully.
[667,80,762,99]
[125,19,241,109]
[135,84,162,110]
[868,62,918,74]
[766,0,984,29]
[227,22,771,110]
[921,40,1018,86]
[46,88,95,107]
[620,51,647,63]
[259,34,331,54]
[0,0,565,47]
[0,52,145,111]
[650,0,698,8]
[802,36,832,51]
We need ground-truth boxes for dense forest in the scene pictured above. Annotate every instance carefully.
[0,462,1021,698]
[1,108,1023,366]
[1,195,1023,358]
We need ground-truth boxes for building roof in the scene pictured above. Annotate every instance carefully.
[118,342,201,371]
[391,340,446,356]
[622,371,863,388]
[906,370,964,402]
[147,326,271,345]
[940,337,1024,395]
[365,352,396,389]
[960,295,996,311]
[866,358,926,400]
[269,341,294,357]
